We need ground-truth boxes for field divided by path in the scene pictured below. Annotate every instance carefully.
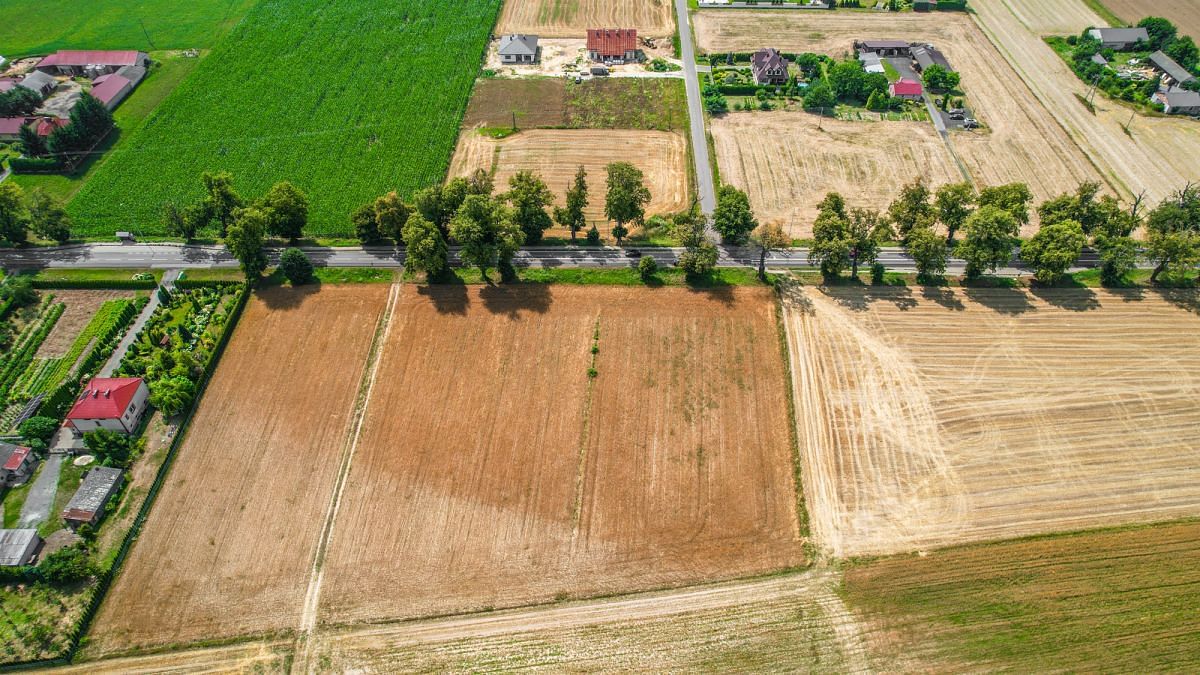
[69,0,503,238]
[784,284,1200,557]
[0,0,257,57]
[86,286,389,655]
[317,285,803,627]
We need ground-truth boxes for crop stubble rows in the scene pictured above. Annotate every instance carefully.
[784,284,1200,557]
[496,0,675,38]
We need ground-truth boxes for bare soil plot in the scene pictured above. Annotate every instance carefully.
[974,0,1200,206]
[86,285,389,655]
[1105,0,1200,36]
[695,10,1104,233]
[497,0,675,38]
[711,113,961,238]
[464,77,688,132]
[844,521,1200,672]
[35,290,136,358]
[448,129,689,230]
[783,283,1200,557]
[318,285,802,627]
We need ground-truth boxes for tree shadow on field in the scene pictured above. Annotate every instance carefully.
[256,282,320,311]
[416,274,470,315]
[480,281,553,318]
[1029,280,1101,312]
[819,279,917,312]
[920,283,966,311]
[1152,287,1200,316]
[962,283,1034,315]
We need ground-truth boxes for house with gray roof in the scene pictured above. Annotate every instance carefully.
[499,34,540,64]
[0,529,41,567]
[1087,27,1149,51]
[1155,87,1200,115]
[1149,50,1195,87]
[62,466,124,529]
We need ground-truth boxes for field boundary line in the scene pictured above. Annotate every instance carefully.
[295,281,402,666]
[570,314,602,543]
[773,282,809,542]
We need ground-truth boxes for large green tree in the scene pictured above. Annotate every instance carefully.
[713,185,758,245]
[809,193,853,278]
[935,181,975,243]
[201,171,244,236]
[1145,186,1200,283]
[888,178,936,242]
[27,188,71,244]
[905,225,949,281]
[0,182,30,246]
[956,205,1020,279]
[402,213,449,279]
[922,65,961,92]
[373,191,411,244]
[605,162,651,244]
[1138,17,1177,51]
[507,170,554,245]
[226,206,268,280]
[449,195,524,280]
[279,247,314,285]
[149,376,197,416]
[1020,219,1086,284]
[674,207,718,276]
[978,183,1033,227]
[260,181,308,242]
[557,165,589,242]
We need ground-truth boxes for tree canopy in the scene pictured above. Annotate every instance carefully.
[402,213,448,279]
[1021,219,1086,284]
[449,194,524,279]
[956,205,1020,278]
[226,206,268,279]
[713,185,758,244]
[260,181,308,242]
[279,247,314,285]
[604,162,651,234]
[506,170,555,245]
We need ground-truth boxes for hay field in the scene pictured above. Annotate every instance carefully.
[497,0,675,38]
[449,129,689,228]
[317,285,803,626]
[974,0,1200,205]
[996,0,1104,35]
[711,113,961,238]
[695,10,1104,232]
[783,283,1200,557]
[1105,0,1200,36]
[87,286,389,655]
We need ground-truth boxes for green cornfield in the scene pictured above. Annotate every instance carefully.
[69,0,503,238]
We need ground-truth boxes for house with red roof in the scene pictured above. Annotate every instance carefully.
[66,377,150,436]
[0,442,36,487]
[587,28,640,63]
[0,116,33,142]
[889,77,924,101]
[35,50,150,77]
[34,116,68,138]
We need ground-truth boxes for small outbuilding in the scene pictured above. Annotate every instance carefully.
[859,51,885,74]
[912,45,953,72]
[913,0,938,10]
[90,73,133,110]
[1091,53,1109,67]
[1087,27,1149,51]
[1148,50,1196,87]
[587,28,639,63]
[66,377,150,436]
[498,34,540,64]
[0,529,41,567]
[751,48,790,86]
[0,442,37,487]
[855,40,911,57]
[17,70,57,98]
[890,77,924,100]
[62,466,124,529]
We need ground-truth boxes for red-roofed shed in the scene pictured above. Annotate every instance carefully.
[66,377,150,435]
[90,74,133,110]
[0,443,36,487]
[587,28,639,63]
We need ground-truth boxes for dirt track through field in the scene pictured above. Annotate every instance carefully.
[317,285,803,627]
[695,10,1105,234]
[86,286,389,656]
[1104,0,1200,36]
[712,113,961,238]
[496,0,675,37]
[783,282,1200,556]
[975,0,1200,206]
[449,128,689,229]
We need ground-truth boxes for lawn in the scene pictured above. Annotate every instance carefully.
[13,52,204,204]
[0,0,258,57]
[69,0,504,239]
[29,269,162,284]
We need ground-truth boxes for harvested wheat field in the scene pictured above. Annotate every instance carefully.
[711,113,960,238]
[1105,0,1200,36]
[497,0,675,38]
[995,0,1104,35]
[317,284,802,627]
[975,0,1200,206]
[696,10,1107,226]
[783,282,1200,557]
[449,128,689,230]
[35,290,136,358]
[86,285,389,655]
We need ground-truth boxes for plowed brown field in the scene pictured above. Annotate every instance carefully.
[497,0,675,38]
[1105,0,1200,36]
[711,113,961,238]
[318,285,803,626]
[87,286,389,655]
[695,10,1105,234]
[783,282,1200,557]
[448,129,689,231]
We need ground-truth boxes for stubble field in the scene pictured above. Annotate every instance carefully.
[496,0,675,38]
[448,129,690,229]
[1104,0,1200,36]
[994,0,1105,35]
[317,285,803,627]
[87,286,389,655]
[783,283,1200,557]
[711,113,961,238]
[694,10,1104,233]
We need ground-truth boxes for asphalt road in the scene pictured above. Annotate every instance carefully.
[674,0,717,219]
[0,242,1109,277]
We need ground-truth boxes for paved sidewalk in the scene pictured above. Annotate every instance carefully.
[18,454,62,528]
[99,269,180,378]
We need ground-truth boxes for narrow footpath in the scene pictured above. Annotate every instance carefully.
[99,269,180,378]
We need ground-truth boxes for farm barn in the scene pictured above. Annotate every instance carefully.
[65,377,149,436]
[35,50,151,77]
[62,466,125,529]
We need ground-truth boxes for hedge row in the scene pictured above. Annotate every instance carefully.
[31,279,157,290]
[173,279,244,290]
[9,157,62,174]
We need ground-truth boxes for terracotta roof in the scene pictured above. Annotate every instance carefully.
[35,117,68,138]
[67,378,144,421]
[587,28,638,57]
[891,78,924,96]
[0,117,32,135]
[2,446,31,472]
[90,74,131,105]
[38,50,144,68]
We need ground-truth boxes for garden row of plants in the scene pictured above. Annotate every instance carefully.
[15,299,138,400]
[0,297,63,414]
